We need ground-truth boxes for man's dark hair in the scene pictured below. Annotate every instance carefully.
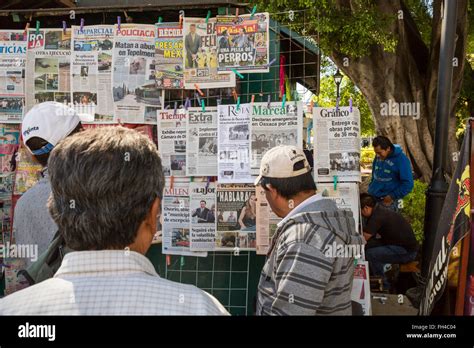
[200,200,206,205]
[260,160,315,199]
[47,127,165,251]
[360,193,377,209]
[372,136,393,151]
[26,123,83,167]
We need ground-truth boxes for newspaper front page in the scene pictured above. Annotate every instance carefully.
[313,107,361,182]
[112,24,163,123]
[71,25,114,122]
[255,185,280,255]
[0,31,26,122]
[183,17,235,89]
[25,29,71,112]
[216,184,256,251]
[250,101,303,175]
[215,13,269,73]
[189,181,217,251]
[161,177,207,257]
[317,182,360,233]
[217,103,252,183]
[155,22,183,89]
[186,106,218,176]
[158,108,187,177]
[351,261,372,315]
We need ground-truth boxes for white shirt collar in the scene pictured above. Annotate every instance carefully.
[277,193,323,227]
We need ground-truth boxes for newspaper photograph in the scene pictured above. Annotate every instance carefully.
[158,108,187,177]
[255,185,280,255]
[0,31,26,123]
[313,107,361,182]
[217,103,252,183]
[215,13,269,73]
[216,184,256,251]
[186,106,218,176]
[25,29,71,112]
[317,182,360,233]
[155,22,183,89]
[71,25,114,122]
[112,24,163,123]
[189,181,217,251]
[250,101,303,175]
[161,177,207,257]
[183,17,235,89]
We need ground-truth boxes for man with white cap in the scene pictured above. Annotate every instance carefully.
[13,102,92,267]
[254,145,364,315]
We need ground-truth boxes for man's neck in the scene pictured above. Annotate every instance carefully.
[280,191,316,218]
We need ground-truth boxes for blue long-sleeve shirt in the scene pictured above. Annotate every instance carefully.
[368,144,414,200]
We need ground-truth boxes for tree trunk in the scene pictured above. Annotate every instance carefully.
[330,0,468,182]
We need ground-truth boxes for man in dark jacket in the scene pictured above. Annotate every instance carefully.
[368,136,414,211]
[192,200,211,223]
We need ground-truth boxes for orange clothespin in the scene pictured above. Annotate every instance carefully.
[194,84,204,97]
[23,22,30,40]
[309,99,314,113]
[251,94,255,105]
[170,175,175,190]
[232,88,238,102]
[166,255,171,266]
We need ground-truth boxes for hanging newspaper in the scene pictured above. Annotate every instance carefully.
[351,261,372,315]
[161,177,207,257]
[158,108,187,177]
[112,24,163,123]
[0,31,26,122]
[217,103,252,183]
[215,13,269,73]
[189,181,217,251]
[250,101,303,175]
[13,144,42,195]
[313,107,361,182]
[25,29,71,112]
[186,106,218,176]
[155,22,183,89]
[71,25,114,122]
[255,185,280,255]
[216,184,256,251]
[317,182,360,233]
[183,17,235,89]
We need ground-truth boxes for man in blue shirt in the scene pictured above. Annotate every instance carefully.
[368,136,414,211]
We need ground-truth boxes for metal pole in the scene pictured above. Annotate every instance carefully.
[421,0,458,278]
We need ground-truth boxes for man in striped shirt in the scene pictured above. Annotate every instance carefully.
[254,145,364,315]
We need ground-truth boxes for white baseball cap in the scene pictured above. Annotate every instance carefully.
[22,102,94,156]
[254,145,311,185]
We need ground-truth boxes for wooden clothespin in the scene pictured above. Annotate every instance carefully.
[194,83,204,97]
[170,175,175,189]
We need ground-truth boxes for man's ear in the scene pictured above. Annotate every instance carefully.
[147,198,161,228]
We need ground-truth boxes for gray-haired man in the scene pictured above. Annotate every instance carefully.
[0,127,228,315]
[254,145,364,315]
